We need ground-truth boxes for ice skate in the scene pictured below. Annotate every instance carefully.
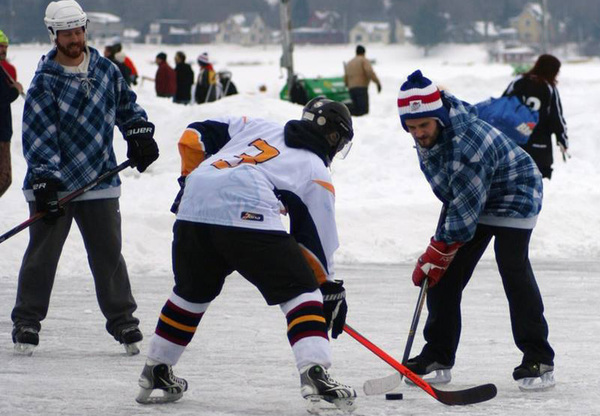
[300,364,356,414]
[119,326,143,355]
[513,362,555,392]
[13,327,39,356]
[404,354,452,385]
[136,363,188,404]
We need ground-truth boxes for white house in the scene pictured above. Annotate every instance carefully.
[215,13,269,46]
[87,12,123,44]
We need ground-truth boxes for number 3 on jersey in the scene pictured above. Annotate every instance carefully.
[211,139,280,169]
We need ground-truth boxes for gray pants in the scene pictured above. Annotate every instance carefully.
[11,198,139,340]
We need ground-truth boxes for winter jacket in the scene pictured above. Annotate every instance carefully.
[22,46,147,201]
[174,62,194,103]
[416,92,543,244]
[0,62,19,143]
[503,75,568,179]
[155,61,176,97]
[194,65,217,104]
[344,55,380,89]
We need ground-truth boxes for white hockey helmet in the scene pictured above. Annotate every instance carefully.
[44,0,88,43]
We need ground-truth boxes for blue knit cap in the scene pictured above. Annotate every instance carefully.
[398,70,450,132]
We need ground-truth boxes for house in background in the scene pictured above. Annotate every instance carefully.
[87,12,123,44]
[349,22,391,44]
[292,10,345,44]
[215,13,269,45]
[145,19,194,45]
[510,2,554,45]
[191,23,220,44]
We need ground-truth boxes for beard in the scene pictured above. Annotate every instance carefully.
[57,40,86,59]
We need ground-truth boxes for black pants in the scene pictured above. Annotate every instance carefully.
[12,199,139,339]
[349,87,369,116]
[420,224,555,366]
[171,221,319,305]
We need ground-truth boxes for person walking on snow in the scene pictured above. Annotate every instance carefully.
[135,97,357,412]
[398,70,555,392]
[344,44,381,116]
[11,0,159,356]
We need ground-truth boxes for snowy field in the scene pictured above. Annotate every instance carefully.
[1,42,600,415]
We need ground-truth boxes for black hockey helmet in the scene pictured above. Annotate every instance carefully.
[301,96,354,163]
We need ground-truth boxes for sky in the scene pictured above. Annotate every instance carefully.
[0,41,599,415]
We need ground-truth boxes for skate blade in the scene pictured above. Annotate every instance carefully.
[518,372,555,392]
[14,343,36,356]
[124,342,140,356]
[405,369,451,385]
[135,387,184,404]
[305,396,356,414]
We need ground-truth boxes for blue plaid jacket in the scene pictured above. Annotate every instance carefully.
[22,46,147,200]
[416,92,543,243]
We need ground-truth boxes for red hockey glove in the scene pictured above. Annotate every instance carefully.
[412,238,462,287]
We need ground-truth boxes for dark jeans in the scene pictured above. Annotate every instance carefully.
[349,87,369,116]
[420,224,555,366]
[12,199,139,340]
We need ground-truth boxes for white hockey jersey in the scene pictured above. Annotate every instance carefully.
[175,116,339,283]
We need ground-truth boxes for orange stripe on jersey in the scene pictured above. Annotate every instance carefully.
[287,314,326,331]
[313,180,335,196]
[299,245,327,284]
[159,313,197,333]
[178,128,206,176]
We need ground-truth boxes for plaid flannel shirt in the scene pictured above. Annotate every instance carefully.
[416,92,543,244]
[22,46,147,200]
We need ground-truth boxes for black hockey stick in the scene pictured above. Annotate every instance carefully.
[344,324,497,406]
[0,160,132,244]
[364,205,447,395]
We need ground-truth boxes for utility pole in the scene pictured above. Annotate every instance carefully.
[540,0,549,53]
[279,0,294,100]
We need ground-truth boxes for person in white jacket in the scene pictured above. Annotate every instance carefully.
[135,97,357,413]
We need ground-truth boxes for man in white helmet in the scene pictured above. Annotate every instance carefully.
[11,0,159,356]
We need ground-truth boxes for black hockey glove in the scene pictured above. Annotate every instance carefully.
[125,120,159,173]
[320,280,347,339]
[33,178,65,224]
[170,175,186,214]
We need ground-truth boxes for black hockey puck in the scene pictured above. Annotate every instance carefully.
[385,393,403,400]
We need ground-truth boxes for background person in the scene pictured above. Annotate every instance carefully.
[502,54,568,179]
[0,29,23,197]
[343,45,381,116]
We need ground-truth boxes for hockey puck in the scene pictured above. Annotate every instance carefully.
[385,393,403,400]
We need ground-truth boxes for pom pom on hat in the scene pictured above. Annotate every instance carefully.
[197,52,210,65]
[398,70,450,132]
[0,30,8,45]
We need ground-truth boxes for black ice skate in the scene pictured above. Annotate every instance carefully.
[12,327,39,356]
[136,363,188,404]
[404,354,452,385]
[118,326,143,355]
[300,364,356,414]
[513,362,555,392]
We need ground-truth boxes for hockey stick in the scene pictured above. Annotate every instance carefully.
[0,63,26,99]
[0,160,132,244]
[363,279,429,395]
[364,204,447,395]
[344,324,497,406]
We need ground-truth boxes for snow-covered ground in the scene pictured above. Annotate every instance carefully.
[1,42,599,415]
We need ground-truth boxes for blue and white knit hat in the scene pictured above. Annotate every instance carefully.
[397,70,450,132]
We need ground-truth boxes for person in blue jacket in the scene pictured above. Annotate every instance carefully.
[11,0,159,356]
[397,70,555,392]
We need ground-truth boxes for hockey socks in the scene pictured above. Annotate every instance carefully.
[148,292,209,365]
